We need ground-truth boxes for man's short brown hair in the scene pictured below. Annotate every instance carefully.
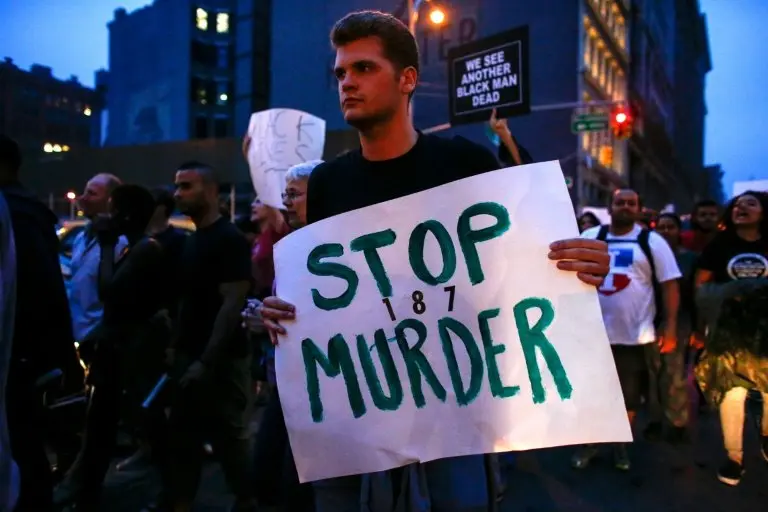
[330,10,420,74]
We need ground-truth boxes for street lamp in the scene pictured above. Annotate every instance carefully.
[66,191,76,219]
[407,0,447,121]
[407,0,446,34]
[428,7,446,25]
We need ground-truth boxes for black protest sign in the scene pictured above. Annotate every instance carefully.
[448,26,530,125]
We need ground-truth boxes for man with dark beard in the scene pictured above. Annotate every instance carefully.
[169,162,255,512]
[682,199,720,253]
[577,189,681,471]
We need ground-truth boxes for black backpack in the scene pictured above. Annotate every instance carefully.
[596,225,664,329]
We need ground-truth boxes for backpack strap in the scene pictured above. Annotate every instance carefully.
[637,229,657,284]
[596,225,610,242]
[638,229,665,329]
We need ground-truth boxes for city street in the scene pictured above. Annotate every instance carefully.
[98,404,767,512]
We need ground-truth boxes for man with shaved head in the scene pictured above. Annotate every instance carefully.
[68,173,127,349]
[169,161,256,511]
[53,172,130,505]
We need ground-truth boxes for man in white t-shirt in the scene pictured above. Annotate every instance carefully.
[574,189,681,471]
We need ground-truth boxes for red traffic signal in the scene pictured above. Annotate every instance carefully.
[611,105,633,140]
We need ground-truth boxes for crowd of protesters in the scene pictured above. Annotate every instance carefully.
[0,8,765,512]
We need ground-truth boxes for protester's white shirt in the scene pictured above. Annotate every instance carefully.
[581,224,681,345]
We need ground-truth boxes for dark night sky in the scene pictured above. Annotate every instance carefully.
[2,0,766,198]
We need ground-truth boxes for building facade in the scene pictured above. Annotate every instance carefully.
[577,0,632,207]
[626,0,680,209]
[624,0,711,211]
[673,0,712,205]
[99,0,713,209]
[105,0,270,146]
[702,164,725,204]
[271,0,596,206]
[0,58,102,158]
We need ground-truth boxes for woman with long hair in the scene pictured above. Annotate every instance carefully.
[249,197,290,299]
[694,191,768,486]
[247,197,290,404]
[578,211,601,233]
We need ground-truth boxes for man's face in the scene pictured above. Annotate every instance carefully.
[174,170,208,216]
[78,178,110,218]
[333,36,413,129]
[695,206,719,232]
[610,190,640,226]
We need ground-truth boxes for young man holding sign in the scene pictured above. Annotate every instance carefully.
[260,10,610,511]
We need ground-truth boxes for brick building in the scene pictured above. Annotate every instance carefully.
[0,57,102,158]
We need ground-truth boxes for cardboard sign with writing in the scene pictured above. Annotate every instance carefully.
[274,161,631,483]
[247,109,325,209]
[448,26,530,125]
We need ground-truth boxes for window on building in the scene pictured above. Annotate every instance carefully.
[195,116,208,139]
[614,70,625,101]
[217,46,230,68]
[590,35,599,78]
[607,6,614,33]
[216,12,229,33]
[606,64,614,96]
[598,48,607,88]
[191,41,218,67]
[196,7,208,31]
[214,117,228,138]
[195,7,208,31]
[583,21,593,69]
[191,77,209,104]
[216,82,229,104]
[615,14,626,49]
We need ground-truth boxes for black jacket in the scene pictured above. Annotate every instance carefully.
[2,182,82,386]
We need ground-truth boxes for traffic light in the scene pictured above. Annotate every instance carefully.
[611,105,633,140]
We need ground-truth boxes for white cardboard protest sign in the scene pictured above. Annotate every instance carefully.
[274,161,631,483]
[247,109,326,209]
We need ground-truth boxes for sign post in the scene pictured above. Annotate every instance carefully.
[447,26,530,126]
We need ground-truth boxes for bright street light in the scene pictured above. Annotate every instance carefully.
[407,0,447,122]
[52,144,62,153]
[84,107,92,117]
[428,7,446,25]
[43,143,53,153]
[66,192,76,201]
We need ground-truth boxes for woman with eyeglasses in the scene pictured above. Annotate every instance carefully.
[244,160,323,511]
[694,191,768,486]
